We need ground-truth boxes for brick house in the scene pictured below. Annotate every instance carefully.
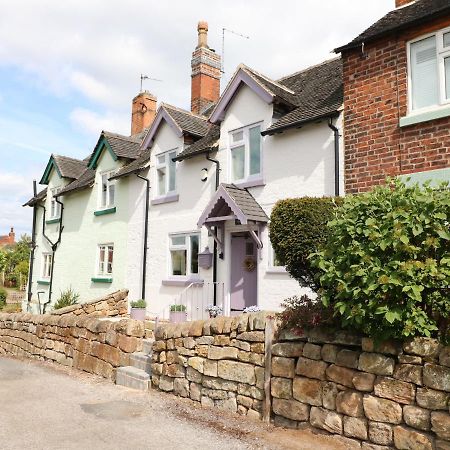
[335,0,450,193]
[0,228,15,248]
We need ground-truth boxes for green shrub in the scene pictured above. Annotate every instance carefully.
[130,299,146,308]
[0,288,7,308]
[53,287,79,310]
[270,197,342,288]
[170,304,186,312]
[312,179,450,342]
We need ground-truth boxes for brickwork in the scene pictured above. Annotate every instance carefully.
[0,227,15,247]
[343,16,450,193]
[131,91,157,135]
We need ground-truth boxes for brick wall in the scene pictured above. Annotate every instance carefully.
[343,16,450,193]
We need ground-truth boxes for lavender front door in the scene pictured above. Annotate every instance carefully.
[230,233,257,314]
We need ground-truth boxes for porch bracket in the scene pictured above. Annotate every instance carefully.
[247,225,263,250]
[206,224,224,257]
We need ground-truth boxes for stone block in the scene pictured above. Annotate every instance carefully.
[208,346,238,360]
[188,320,204,337]
[235,331,265,342]
[336,390,364,417]
[272,356,295,378]
[403,337,441,359]
[217,360,255,385]
[393,426,434,450]
[188,357,204,373]
[353,372,376,392]
[303,343,322,360]
[326,364,356,388]
[250,343,265,354]
[344,416,368,440]
[213,335,230,346]
[190,382,201,402]
[416,387,449,410]
[216,397,238,412]
[361,444,391,450]
[255,367,265,390]
[423,363,450,392]
[368,421,393,445]
[321,344,339,363]
[204,359,218,377]
[431,411,450,440]
[159,375,174,392]
[186,367,202,383]
[117,335,138,353]
[310,406,343,434]
[237,383,264,400]
[273,414,298,429]
[436,440,450,450]
[230,339,251,352]
[336,349,360,369]
[236,394,253,408]
[393,364,423,386]
[271,377,292,399]
[292,377,322,406]
[237,350,264,366]
[373,376,416,404]
[166,351,178,365]
[196,336,214,345]
[201,388,228,400]
[272,342,304,358]
[174,378,189,397]
[296,357,328,380]
[439,347,450,368]
[322,382,339,410]
[272,398,310,422]
[399,354,422,365]
[153,340,166,352]
[363,395,402,424]
[165,364,185,378]
[183,337,196,349]
[362,338,402,355]
[403,405,430,431]
[203,376,238,392]
[358,353,395,376]
[201,396,214,408]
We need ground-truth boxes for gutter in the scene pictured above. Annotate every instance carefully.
[27,181,38,309]
[328,118,341,197]
[135,174,150,300]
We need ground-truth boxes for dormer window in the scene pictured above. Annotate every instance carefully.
[50,188,61,219]
[99,171,115,209]
[230,124,262,184]
[156,150,177,196]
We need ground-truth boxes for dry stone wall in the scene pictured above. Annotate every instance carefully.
[49,289,128,317]
[0,312,150,380]
[151,312,272,420]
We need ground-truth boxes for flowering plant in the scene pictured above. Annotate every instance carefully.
[205,304,223,317]
[243,305,261,313]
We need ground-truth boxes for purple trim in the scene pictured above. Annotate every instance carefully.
[162,279,204,287]
[210,69,275,124]
[140,107,183,150]
[151,193,179,205]
[233,177,265,189]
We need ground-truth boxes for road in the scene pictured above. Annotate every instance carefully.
[0,356,354,450]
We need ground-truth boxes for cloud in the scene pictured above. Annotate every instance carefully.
[70,107,129,136]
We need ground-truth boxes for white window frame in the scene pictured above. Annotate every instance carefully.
[229,122,263,183]
[98,170,116,209]
[42,253,53,279]
[49,187,62,219]
[407,26,450,115]
[267,242,287,273]
[155,149,178,198]
[168,232,200,279]
[96,244,114,277]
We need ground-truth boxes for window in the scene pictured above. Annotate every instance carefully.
[268,243,286,272]
[230,124,262,182]
[409,28,450,112]
[97,244,114,276]
[169,233,199,277]
[156,150,177,196]
[50,188,61,219]
[99,171,115,209]
[42,253,53,278]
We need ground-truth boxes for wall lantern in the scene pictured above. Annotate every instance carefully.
[198,246,213,269]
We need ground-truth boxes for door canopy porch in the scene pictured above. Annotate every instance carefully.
[197,184,269,256]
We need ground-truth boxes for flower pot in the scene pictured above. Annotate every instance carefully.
[130,307,146,321]
[170,311,187,323]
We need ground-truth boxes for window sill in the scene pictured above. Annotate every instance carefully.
[400,105,450,127]
[37,280,50,285]
[162,278,204,287]
[94,207,116,216]
[233,177,265,189]
[45,218,60,225]
[266,267,288,274]
[151,193,179,205]
[91,277,113,283]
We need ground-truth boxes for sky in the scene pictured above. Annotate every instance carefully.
[0,0,394,237]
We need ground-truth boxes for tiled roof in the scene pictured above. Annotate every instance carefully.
[173,125,220,162]
[223,184,269,223]
[263,58,343,135]
[56,168,95,197]
[163,104,210,137]
[335,0,450,53]
[23,188,47,207]
[53,155,87,180]
[110,152,150,180]
[102,131,142,159]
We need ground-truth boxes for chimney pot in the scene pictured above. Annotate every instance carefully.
[131,91,157,135]
[395,0,414,7]
[197,21,209,49]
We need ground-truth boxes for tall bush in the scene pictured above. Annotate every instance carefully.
[312,179,450,342]
[270,197,341,289]
[53,287,79,310]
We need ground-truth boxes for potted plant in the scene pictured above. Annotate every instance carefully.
[130,299,146,321]
[205,304,223,318]
[243,305,261,313]
[170,304,187,323]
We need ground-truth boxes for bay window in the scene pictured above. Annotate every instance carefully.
[169,233,199,277]
[156,150,177,197]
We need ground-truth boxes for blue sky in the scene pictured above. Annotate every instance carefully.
[0,0,394,237]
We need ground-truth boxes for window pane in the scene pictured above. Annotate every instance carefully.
[157,167,166,196]
[168,153,176,192]
[99,247,105,274]
[107,246,114,274]
[171,235,185,246]
[445,57,450,100]
[246,242,254,256]
[410,36,438,110]
[249,126,261,175]
[444,32,450,48]
[108,184,115,206]
[232,145,245,180]
[157,155,165,165]
[171,250,186,276]
[190,235,199,274]
[232,130,244,143]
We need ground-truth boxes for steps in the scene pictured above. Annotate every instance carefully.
[116,338,154,391]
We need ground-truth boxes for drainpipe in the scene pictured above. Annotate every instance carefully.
[328,118,341,197]
[27,181,38,310]
[136,174,150,301]
[206,153,221,306]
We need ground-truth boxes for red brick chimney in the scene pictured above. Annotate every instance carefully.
[8,227,15,243]
[395,0,414,7]
[131,91,157,135]
[191,21,221,115]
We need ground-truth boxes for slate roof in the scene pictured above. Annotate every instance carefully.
[335,0,450,53]
[173,125,220,162]
[53,155,87,180]
[110,152,150,180]
[162,104,210,137]
[102,131,142,159]
[223,184,269,223]
[263,57,343,135]
[56,168,95,197]
[23,188,47,207]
